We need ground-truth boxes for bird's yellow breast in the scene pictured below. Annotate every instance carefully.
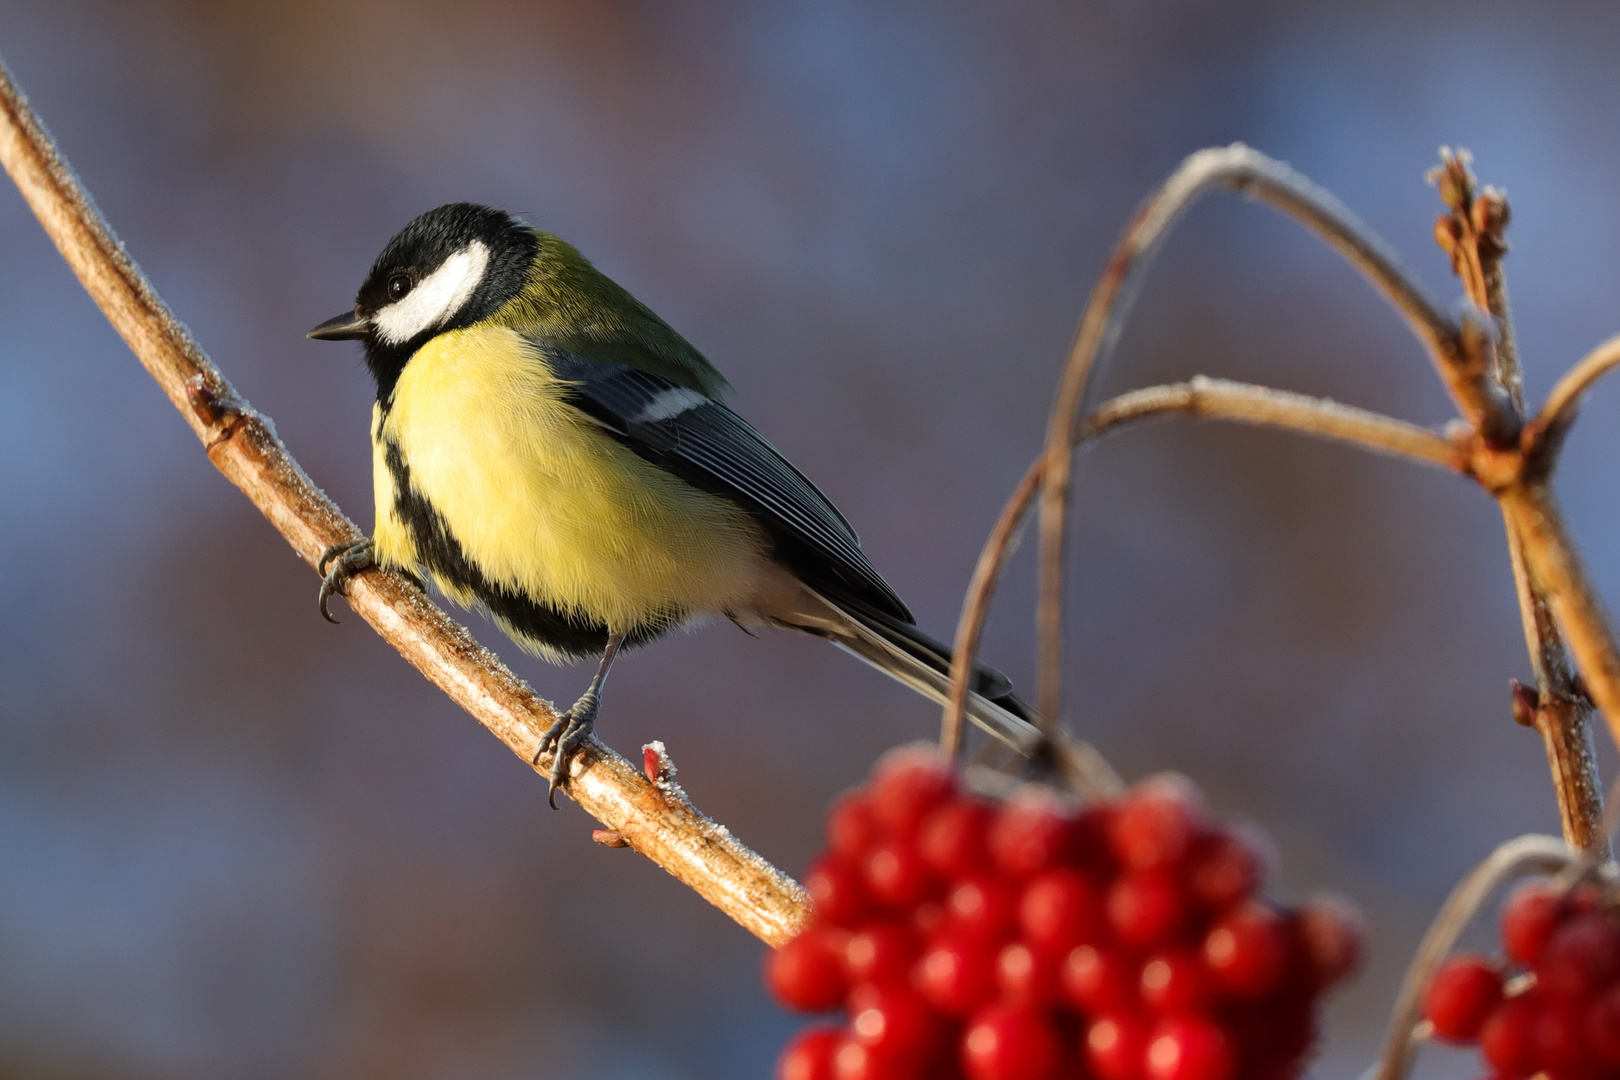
[371,324,769,645]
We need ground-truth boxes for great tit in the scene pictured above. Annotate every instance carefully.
[309,203,1042,799]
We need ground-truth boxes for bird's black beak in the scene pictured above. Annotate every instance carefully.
[307,310,371,341]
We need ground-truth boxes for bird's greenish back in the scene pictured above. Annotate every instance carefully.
[491,230,732,399]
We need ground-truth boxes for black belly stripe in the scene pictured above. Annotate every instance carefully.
[382,441,680,661]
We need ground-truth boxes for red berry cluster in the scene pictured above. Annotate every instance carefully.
[767,747,1364,1080]
[1423,877,1620,1077]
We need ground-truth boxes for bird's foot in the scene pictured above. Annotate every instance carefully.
[318,538,375,623]
[533,692,598,809]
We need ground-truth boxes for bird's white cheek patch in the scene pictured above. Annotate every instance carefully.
[373,241,491,345]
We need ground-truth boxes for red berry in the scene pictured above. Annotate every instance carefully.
[1567,880,1603,917]
[995,941,1061,1007]
[848,983,942,1067]
[1532,997,1591,1075]
[914,934,997,1017]
[1202,904,1287,1000]
[1145,1016,1235,1080]
[1140,950,1211,1014]
[1225,998,1314,1071]
[1537,912,1620,1001]
[779,1026,842,1080]
[1480,992,1540,1077]
[946,876,1018,942]
[1019,869,1102,952]
[870,746,957,836]
[845,923,921,987]
[1108,869,1189,948]
[1586,984,1620,1066]
[1294,896,1365,990]
[961,1005,1061,1080]
[1422,954,1503,1043]
[767,928,849,1013]
[864,840,934,908]
[911,900,946,937]
[1085,1013,1150,1080]
[1501,878,1565,968]
[1071,804,1120,876]
[989,795,1076,878]
[829,792,882,862]
[1109,775,1209,871]
[919,800,994,878]
[1062,943,1139,1014]
[832,1036,905,1080]
[1185,831,1265,911]
[806,859,871,927]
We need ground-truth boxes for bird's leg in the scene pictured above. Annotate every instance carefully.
[535,631,626,808]
[317,538,375,623]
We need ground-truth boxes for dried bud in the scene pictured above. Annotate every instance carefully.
[1434,214,1462,256]
[185,374,225,425]
[1431,147,1475,211]
[1510,680,1537,727]
[643,741,676,783]
[1436,169,1468,211]
[1471,187,1511,237]
[592,829,630,848]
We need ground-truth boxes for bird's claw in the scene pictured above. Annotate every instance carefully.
[317,538,375,623]
[533,693,598,809]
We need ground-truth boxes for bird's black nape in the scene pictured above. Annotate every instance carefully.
[355,203,540,402]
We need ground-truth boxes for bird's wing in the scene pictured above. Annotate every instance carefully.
[538,345,912,623]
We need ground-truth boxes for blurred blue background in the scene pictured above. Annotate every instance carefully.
[2,2,1618,1077]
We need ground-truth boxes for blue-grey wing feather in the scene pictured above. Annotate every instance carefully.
[537,345,912,623]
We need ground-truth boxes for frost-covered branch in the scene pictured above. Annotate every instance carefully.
[943,376,1459,760]
[1011,143,1618,858]
[1430,152,1609,858]
[1034,143,1485,729]
[0,56,809,947]
[1529,332,1620,458]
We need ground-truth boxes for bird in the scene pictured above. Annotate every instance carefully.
[308,202,1043,802]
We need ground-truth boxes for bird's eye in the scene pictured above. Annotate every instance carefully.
[387,273,412,302]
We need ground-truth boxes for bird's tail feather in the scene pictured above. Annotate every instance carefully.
[809,590,1045,755]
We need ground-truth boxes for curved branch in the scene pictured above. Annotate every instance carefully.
[945,376,1461,763]
[942,456,1044,760]
[0,58,810,947]
[1036,144,1475,726]
[1370,834,1577,1080]
[1084,377,1461,468]
[1527,332,1620,458]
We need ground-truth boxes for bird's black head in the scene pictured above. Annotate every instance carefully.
[309,202,540,401]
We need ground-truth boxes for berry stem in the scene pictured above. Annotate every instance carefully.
[1370,833,1574,1080]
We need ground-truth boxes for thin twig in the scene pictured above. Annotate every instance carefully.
[1370,833,1575,1080]
[0,57,810,947]
[1433,150,1609,857]
[1500,483,1620,770]
[1497,522,1605,859]
[1035,144,1485,728]
[1529,332,1620,458]
[942,456,1044,760]
[1083,378,1460,468]
[939,457,1122,799]
[945,375,1461,763]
